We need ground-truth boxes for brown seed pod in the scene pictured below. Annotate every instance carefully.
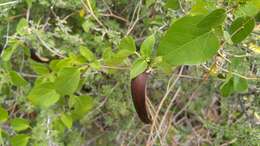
[30,49,51,63]
[131,72,151,124]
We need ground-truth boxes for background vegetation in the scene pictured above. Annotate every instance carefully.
[0,0,259,146]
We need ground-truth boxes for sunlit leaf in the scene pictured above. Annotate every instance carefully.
[235,0,260,17]
[1,43,19,61]
[10,118,30,132]
[16,18,28,35]
[249,43,260,53]
[9,71,28,87]
[80,46,96,62]
[60,114,73,129]
[130,59,148,79]
[140,35,155,58]
[71,95,94,119]
[54,67,80,96]
[119,36,136,53]
[0,107,8,123]
[10,134,30,146]
[28,82,60,108]
[82,21,94,32]
[30,60,49,75]
[158,15,220,65]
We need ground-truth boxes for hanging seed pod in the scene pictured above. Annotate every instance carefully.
[131,72,151,124]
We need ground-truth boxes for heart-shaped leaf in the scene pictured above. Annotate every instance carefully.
[158,15,220,65]
[54,67,80,96]
[28,82,60,108]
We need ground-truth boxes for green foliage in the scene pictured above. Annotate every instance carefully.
[0,0,258,145]
[70,95,93,119]
[9,71,28,87]
[10,134,30,146]
[16,18,28,35]
[165,0,179,10]
[30,60,49,75]
[0,107,8,123]
[28,82,60,108]
[235,0,260,17]
[60,113,73,129]
[220,76,234,97]
[158,15,220,65]
[230,16,255,44]
[119,36,136,53]
[130,59,148,79]
[197,8,226,29]
[80,46,96,62]
[10,118,30,132]
[220,75,248,97]
[140,35,155,58]
[54,67,80,96]
[1,42,19,61]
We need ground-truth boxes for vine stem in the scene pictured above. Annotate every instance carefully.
[81,0,107,30]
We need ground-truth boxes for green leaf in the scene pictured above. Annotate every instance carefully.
[26,0,33,7]
[0,107,8,123]
[28,82,60,108]
[116,49,134,59]
[140,35,155,58]
[49,58,73,72]
[220,77,234,97]
[220,74,248,97]
[130,59,148,79]
[90,60,102,70]
[235,0,260,17]
[103,47,131,66]
[9,71,28,87]
[0,129,3,145]
[54,67,80,96]
[1,43,19,61]
[158,15,220,65]
[146,0,155,7]
[30,60,49,75]
[10,118,30,132]
[119,36,136,53]
[82,21,93,32]
[197,8,226,29]
[102,47,113,60]
[190,0,208,15]
[60,114,73,129]
[230,17,255,44]
[80,46,96,62]
[16,18,28,35]
[165,0,179,10]
[151,56,163,67]
[71,95,93,119]
[10,134,30,146]
[233,76,248,93]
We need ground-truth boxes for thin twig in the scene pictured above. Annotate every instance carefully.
[34,31,65,58]
[0,1,19,7]
[156,87,181,143]
[147,66,184,145]
[127,1,142,35]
